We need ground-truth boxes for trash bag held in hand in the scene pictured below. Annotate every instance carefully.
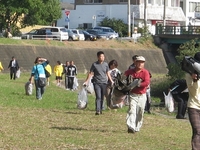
[85,77,94,94]
[77,87,88,109]
[25,81,33,95]
[73,77,79,90]
[16,69,20,78]
[110,87,126,109]
[163,91,174,113]
[115,73,142,93]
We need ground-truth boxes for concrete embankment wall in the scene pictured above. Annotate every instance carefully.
[0,45,168,74]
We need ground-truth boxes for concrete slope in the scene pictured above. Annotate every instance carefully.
[0,45,168,74]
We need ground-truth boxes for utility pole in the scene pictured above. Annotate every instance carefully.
[163,0,166,26]
[144,0,147,35]
[128,0,131,37]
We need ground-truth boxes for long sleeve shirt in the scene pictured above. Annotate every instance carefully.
[185,73,200,110]
[125,68,150,94]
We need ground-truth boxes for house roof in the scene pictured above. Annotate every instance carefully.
[60,2,74,10]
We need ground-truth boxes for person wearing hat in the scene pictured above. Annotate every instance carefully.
[186,52,200,149]
[128,55,152,114]
[8,56,19,80]
[124,55,150,133]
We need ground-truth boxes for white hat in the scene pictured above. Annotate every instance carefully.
[136,56,145,62]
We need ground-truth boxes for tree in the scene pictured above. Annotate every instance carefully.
[0,0,61,36]
[99,17,128,37]
[167,38,200,79]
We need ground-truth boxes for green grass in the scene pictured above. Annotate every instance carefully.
[0,73,192,149]
[0,38,66,47]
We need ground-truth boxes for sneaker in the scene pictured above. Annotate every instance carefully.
[38,97,42,100]
[176,115,185,119]
[66,88,70,90]
[95,112,100,115]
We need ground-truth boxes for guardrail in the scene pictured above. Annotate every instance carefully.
[156,25,200,35]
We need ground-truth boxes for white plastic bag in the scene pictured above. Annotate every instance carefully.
[85,77,94,94]
[163,91,174,113]
[16,69,20,78]
[77,87,88,109]
[25,81,33,95]
[73,77,79,90]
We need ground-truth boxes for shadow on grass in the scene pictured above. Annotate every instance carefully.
[50,126,110,133]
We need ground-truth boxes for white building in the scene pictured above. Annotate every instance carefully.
[181,0,200,26]
[57,0,186,35]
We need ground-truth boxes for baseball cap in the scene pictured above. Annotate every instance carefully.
[136,56,145,62]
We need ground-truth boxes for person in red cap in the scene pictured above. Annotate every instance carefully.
[186,52,200,150]
[124,55,150,133]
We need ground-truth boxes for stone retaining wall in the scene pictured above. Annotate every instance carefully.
[0,45,168,74]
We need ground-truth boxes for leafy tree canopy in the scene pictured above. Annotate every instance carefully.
[0,0,61,31]
[167,38,200,80]
[99,17,128,37]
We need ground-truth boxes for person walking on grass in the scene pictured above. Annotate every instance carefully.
[169,79,188,119]
[0,61,4,72]
[30,57,49,100]
[45,64,52,86]
[105,59,121,109]
[54,61,63,86]
[185,52,200,150]
[8,56,19,80]
[63,61,70,90]
[124,56,150,133]
[83,51,113,115]
[66,60,77,91]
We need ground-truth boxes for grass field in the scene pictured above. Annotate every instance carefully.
[0,72,192,149]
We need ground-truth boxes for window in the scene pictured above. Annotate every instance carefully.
[189,2,200,12]
[171,0,179,7]
[119,0,128,2]
[148,0,151,4]
[84,0,102,3]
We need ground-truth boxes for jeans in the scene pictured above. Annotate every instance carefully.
[93,83,107,113]
[34,80,45,99]
[68,77,74,90]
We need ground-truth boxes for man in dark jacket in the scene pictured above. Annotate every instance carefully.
[8,56,19,80]
[169,79,189,119]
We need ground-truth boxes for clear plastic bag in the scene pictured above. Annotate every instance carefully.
[16,69,20,78]
[163,91,174,113]
[77,87,88,109]
[73,77,79,90]
[25,81,33,95]
[85,77,94,94]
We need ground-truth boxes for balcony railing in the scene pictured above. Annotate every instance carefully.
[156,25,200,35]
